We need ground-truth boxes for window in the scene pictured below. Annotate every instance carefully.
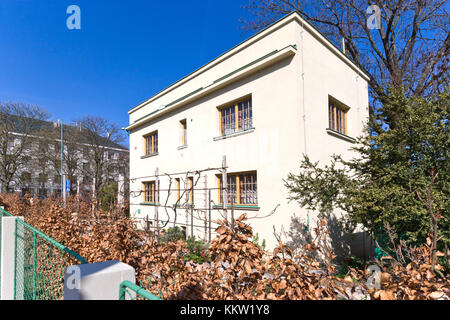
[38,141,48,152]
[188,177,194,204]
[22,156,31,164]
[143,181,159,203]
[219,97,252,136]
[175,178,181,203]
[38,189,48,197]
[82,175,92,185]
[218,171,257,205]
[328,98,348,135]
[22,172,32,184]
[53,175,61,184]
[180,119,187,147]
[82,162,90,173]
[38,173,47,184]
[239,173,258,205]
[144,131,158,155]
[238,99,252,131]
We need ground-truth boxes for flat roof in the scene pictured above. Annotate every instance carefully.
[129,11,370,115]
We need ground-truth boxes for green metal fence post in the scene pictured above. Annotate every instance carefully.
[32,231,37,300]
[8,214,87,300]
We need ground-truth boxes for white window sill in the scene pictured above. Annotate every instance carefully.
[213,128,255,141]
[326,128,356,143]
[213,204,260,211]
[141,152,159,159]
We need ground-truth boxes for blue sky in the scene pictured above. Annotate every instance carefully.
[0,0,253,128]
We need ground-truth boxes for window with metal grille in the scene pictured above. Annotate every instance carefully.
[328,98,348,135]
[218,171,257,205]
[221,105,236,135]
[238,99,252,131]
[144,131,158,155]
[219,96,252,136]
[143,181,159,203]
[239,173,258,205]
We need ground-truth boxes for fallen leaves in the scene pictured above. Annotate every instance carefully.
[1,194,448,301]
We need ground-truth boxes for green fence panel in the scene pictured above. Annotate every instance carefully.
[13,218,87,300]
[119,280,162,300]
[0,207,13,300]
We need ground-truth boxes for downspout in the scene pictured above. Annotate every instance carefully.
[300,19,311,242]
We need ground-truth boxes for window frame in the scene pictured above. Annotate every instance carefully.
[143,131,158,156]
[142,180,159,204]
[179,119,187,147]
[188,177,194,205]
[218,95,253,136]
[175,178,181,205]
[328,97,349,135]
[217,171,258,206]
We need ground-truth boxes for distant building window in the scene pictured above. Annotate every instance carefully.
[219,96,252,136]
[82,162,90,174]
[143,181,159,203]
[22,172,32,184]
[218,171,257,205]
[38,189,48,197]
[38,173,47,184]
[328,97,348,135]
[144,131,158,155]
[53,175,61,184]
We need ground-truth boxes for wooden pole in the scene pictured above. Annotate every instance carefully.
[185,178,189,238]
[222,155,228,222]
[155,168,159,241]
[208,189,211,243]
[191,205,194,239]
[204,175,208,241]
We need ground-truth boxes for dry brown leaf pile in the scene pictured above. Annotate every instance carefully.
[1,193,448,300]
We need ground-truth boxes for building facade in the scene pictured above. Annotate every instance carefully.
[2,120,129,199]
[127,12,369,249]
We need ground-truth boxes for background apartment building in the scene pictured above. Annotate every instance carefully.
[1,116,129,200]
[127,12,370,250]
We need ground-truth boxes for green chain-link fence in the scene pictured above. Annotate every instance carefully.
[13,218,87,300]
[119,280,162,300]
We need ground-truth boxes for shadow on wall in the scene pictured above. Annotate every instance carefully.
[285,214,375,263]
[327,215,375,263]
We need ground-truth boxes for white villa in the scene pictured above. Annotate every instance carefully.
[126,12,369,250]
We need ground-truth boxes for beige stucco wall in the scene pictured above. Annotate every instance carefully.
[128,13,369,250]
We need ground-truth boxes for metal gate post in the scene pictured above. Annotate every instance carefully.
[1,216,24,300]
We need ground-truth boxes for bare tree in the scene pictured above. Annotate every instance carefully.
[241,1,449,122]
[0,102,49,192]
[74,116,127,199]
